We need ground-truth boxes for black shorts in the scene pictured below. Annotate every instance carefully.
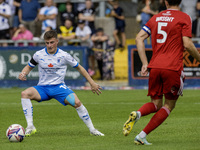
[115,26,125,33]
[0,29,10,39]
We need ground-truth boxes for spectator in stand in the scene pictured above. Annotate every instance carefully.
[18,0,40,36]
[0,0,11,47]
[58,19,76,45]
[109,0,126,49]
[75,20,95,76]
[137,0,158,44]
[13,0,22,33]
[158,0,167,12]
[76,2,85,13]
[39,0,58,33]
[5,0,15,36]
[75,20,91,45]
[137,0,158,28]
[60,2,77,26]
[91,28,109,80]
[180,0,198,37]
[198,0,200,15]
[12,24,33,46]
[78,0,95,34]
[197,0,200,37]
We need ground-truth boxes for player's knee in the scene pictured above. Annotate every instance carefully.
[156,103,163,110]
[74,100,82,108]
[66,93,77,107]
[164,104,175,112]
[21,90,30,99]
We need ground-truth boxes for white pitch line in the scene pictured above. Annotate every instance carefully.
[0,102,196,106]
[0,102,145,106]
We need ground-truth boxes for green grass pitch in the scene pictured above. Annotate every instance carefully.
[0,88,200,150]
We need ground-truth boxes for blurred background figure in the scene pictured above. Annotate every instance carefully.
[137,0,158,28]
[0,0,11,46]
[75,20,95,76]
[137,0,158,45]
[58,19,76,45]
[39,0,58,33]
[18,0,40,36]
[75,20,91,43]
[13,0,22,34]
[5,0,15,36]
[158,0,166,12]
[91,28,109,80]
[40,26,52,40]
[180,0,198,37]
[78,0,95,34]
[60,2,77,26]
[12,24,33,46]
[109,0,126,49]
[197,0,200,37]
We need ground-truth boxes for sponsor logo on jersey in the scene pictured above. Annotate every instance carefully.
[48,63,54,67]
[162,11,172,16]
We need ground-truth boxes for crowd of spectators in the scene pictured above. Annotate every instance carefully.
[1,0,200,80]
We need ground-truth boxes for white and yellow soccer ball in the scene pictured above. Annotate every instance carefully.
[6,124,25,142]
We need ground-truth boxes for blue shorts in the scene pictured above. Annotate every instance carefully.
[33,83,74,106]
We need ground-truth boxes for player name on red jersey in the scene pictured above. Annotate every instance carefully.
[156,17,174,22]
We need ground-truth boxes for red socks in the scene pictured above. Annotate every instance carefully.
[138,102,157,116]
[143,107,170,135]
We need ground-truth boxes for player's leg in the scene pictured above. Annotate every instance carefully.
[135,98,177,145]
[21,87,41,136]
[123,69,162,136]
[64,93,104,136]
[123,98,162,136]
[135,69,183,145]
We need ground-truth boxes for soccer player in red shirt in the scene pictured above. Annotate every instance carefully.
[123,0,200,145]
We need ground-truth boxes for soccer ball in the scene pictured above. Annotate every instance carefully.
[6,124,25,142]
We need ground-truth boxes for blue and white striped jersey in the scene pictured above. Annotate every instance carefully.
[28,48,79,85]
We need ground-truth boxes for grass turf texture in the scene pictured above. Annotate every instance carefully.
[0,88,200,150]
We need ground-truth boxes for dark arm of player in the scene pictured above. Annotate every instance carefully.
[18,65,34,81]
[136,29,149,76]
[183,36,200,62]
[75,64,102,95]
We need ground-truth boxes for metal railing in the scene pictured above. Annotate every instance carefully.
[0,38,199,47]
[0,39,87,46]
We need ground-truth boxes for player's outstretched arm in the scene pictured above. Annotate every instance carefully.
[136,29,149,76]
[75,64,102,95]
[183,36,200,62]
[18,65,33,81]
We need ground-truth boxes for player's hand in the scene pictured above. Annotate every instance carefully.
[91,83,102,95]
[141,65,148,76]
[18,72,27,81]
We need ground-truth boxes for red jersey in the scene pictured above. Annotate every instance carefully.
[143,9,192,71]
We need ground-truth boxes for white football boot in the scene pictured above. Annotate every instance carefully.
[90,129,105,136]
